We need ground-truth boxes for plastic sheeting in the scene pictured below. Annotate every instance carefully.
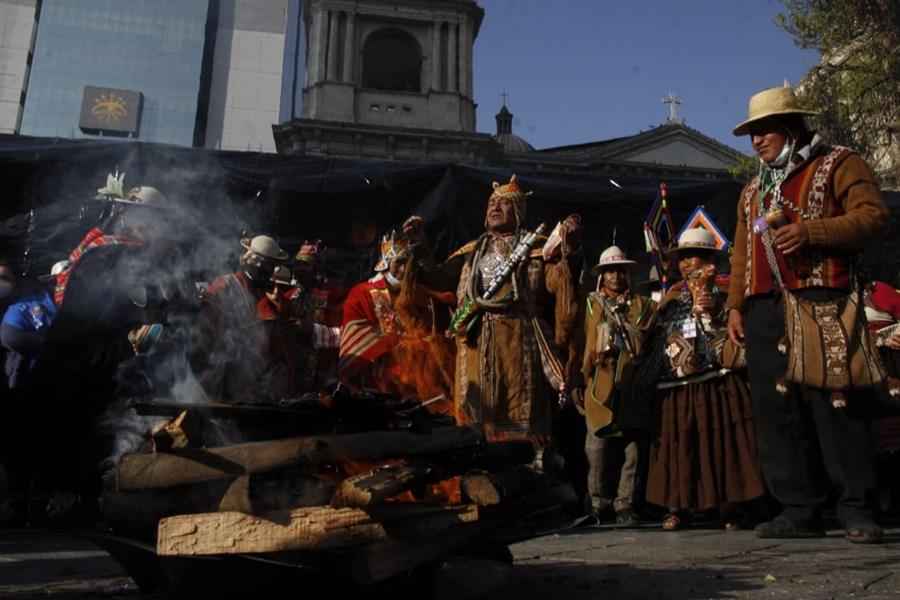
[1,135,896,289]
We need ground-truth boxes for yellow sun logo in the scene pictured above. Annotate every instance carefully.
[91,93,128,124]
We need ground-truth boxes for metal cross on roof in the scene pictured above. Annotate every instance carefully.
[662,91,683,122]
[500,90,509,106]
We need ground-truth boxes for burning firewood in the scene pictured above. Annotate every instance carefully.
[330,463,435,508]
[105,389,578,592]
[117,425,485,491]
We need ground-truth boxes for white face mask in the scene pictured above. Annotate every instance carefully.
[765,138,793,168]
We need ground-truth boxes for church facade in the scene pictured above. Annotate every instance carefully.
[273,0,746,179]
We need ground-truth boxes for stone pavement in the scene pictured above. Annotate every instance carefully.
[509,522,900,599]
[0,523,899,598]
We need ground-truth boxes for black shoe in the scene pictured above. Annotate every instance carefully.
[589,506,615,524]
[615,507,640,527]
[754,515,825,539]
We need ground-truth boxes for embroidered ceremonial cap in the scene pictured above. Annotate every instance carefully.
[374,230,412,272]
[591,245,636,275]
[733,84,818,136]
[241,235,289,261]
[488,174,533,226]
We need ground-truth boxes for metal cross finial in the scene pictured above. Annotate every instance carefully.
[662,91,683,121]
[500,91,509,106]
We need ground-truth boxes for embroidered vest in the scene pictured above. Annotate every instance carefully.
[742,146,851,296]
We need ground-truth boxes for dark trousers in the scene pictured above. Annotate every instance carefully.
[744,292,879,528]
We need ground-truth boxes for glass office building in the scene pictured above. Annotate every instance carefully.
[19,0,213,146]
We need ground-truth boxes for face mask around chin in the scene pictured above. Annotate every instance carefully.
[384,271,401,288]
[766,140,792,168]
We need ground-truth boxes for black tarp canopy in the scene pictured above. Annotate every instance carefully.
[1,135,897,289]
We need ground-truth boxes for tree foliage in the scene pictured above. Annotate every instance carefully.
[728,153,759,183]
[778,0,900,187]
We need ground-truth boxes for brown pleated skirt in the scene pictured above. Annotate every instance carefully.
[645,372,766,510]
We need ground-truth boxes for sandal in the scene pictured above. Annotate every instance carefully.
[662,514,686,531]
[844,518,883,545]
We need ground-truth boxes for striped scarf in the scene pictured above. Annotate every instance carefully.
[54,227,142,307]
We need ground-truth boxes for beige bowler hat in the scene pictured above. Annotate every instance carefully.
[590,245,636,276]
[241,235,289,261]
[115,185,169,208]
[732,84,817,136]
[667,227,721,255]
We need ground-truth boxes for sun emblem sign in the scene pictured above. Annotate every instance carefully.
[79,86,142,135]
[91,93,128,125]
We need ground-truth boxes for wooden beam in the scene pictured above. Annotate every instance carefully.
[157,503,479,557]
[118,425,484,491]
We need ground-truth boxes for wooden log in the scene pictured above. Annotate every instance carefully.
[151,410,204,452]
[331,463,434,508]
[118,425,484,491]
[461,467,538,507]
[157,503,479,557]
[345,483,578,585]
[217,475,251,513]
[101,478,242,532]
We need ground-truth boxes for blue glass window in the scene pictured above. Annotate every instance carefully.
[20,0,210,147]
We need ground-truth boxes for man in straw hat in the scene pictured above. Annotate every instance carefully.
[727,83,890,542]
[572,245,656,525]
[404,174,582,445]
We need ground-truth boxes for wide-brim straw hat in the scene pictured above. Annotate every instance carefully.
[732,84,818,136]
[666,227,721,255]
[240,235,289,261]
[590,245,636,276]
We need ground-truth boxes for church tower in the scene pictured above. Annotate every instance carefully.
[274,0,498,163]
[302,0,481,130]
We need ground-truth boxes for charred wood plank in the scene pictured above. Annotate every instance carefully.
[118,425,485,491]
[157,504,479,557]
[461,467,538,507]
[330,463,434,508]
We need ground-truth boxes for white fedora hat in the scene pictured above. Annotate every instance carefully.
[733,84,818,136]
[591,245,636,276]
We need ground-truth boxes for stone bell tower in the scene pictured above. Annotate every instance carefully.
[274,0,498,163]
